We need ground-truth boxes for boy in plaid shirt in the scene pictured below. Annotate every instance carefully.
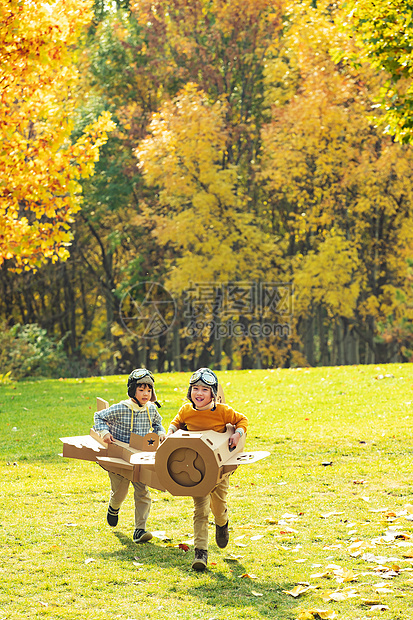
[94,368,165,543]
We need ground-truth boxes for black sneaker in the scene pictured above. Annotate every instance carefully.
[133,528,153,544]
[215,521,229,548]
[192,548,208,571]
[107,505,119,527]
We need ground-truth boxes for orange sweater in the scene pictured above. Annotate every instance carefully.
[169,403,248,434]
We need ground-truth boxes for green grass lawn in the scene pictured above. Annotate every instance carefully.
[1,364,413,620]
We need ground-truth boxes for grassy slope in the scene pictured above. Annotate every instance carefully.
[1,364,413,620]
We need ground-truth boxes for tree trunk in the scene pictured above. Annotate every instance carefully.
[172,323,181,372]
[304,316,315,366]
[318,305,329,366]
[336,318,345,365]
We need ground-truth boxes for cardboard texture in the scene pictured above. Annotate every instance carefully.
[60,397,270,497]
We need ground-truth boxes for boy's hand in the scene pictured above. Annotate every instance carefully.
[102,433,114,444]
[159,433,166,443]
[228,432,240,449]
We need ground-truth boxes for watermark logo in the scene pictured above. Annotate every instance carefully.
[183,281,293,339]
[119,280,293,339]
[120,282,177,339]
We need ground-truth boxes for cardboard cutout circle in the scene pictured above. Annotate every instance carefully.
[168,447,205,486]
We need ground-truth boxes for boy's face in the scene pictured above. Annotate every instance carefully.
[191,385,213,408]
[134,384,152,404]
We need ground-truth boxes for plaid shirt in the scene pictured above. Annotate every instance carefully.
[94,399,165,444]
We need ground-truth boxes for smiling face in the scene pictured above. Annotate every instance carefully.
[191,384,213,408]
[134,383,152,404]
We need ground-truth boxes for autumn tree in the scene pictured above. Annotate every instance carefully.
[132,0,289,368]
[0,0,115,272]
[260,0,413,365]
[341,0,413,143]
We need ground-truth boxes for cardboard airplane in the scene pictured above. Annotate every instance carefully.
[60,390,270,497]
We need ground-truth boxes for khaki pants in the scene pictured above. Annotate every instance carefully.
[193,476,230,550]
[108,471,151,530]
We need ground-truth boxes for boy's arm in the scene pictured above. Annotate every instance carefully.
[227,407,248,434]
[226,406,248,449]
[151,409,166,442]
[94,407,115,444]
[166,423,178,437]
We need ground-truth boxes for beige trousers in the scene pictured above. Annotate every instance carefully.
[193,475,230,550]
[108,471,151,530]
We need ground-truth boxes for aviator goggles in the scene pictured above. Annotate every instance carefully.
[129,369,155,382]
[189,368,217,386]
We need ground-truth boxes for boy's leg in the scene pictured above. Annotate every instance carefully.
[131,481,152,543]
[192,495,210,570]
[108,472,130,509]
[107,472,130,526]
[210,476,230,548]
[193,495,211,550]
[131,481,152,530]
[210,476,229,526]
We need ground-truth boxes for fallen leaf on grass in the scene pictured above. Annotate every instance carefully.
[335,568,359,583]
[85,558,95,564]
[370,605,390,611]
[323,592,347,602]
[151,530,171,541]
[348,540,371,556]
[239,573,257,579]
[374,587,393,595]
[310,571,331,579]
[402,548,413,558]
[297,609,337,619]
[280,526,298,534]
[320,512,344,519]
[282,512,301,520]
[373,564,397,573]
[374,570,399,579]
[251,591,263,597]
[251,534,264,541]
[178,543,190,552]
[283,585,311,597]
[224,554,244,562]
[326,565,359,583]
[132,562,143,569]
[323,588,358,602]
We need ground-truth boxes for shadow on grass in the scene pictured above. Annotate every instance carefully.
[98,531,299,619]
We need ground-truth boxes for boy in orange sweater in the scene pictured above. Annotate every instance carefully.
[166,368,248,571]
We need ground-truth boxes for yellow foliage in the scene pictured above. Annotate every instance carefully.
[294,232,362,319]
[0,0,116,271]
[136,84,281,291]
